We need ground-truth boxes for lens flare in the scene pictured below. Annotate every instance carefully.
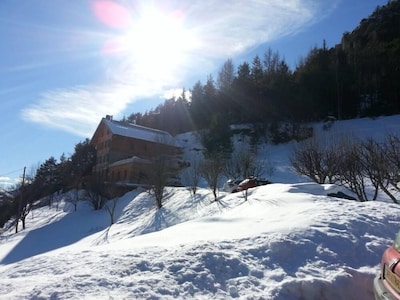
[92,0,133,28]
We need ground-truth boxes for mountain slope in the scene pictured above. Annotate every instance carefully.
[1,115,400,299]
[0,182,399,299]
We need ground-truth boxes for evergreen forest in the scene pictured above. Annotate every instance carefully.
[124,1,400,136]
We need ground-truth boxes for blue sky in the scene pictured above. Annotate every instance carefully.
[0,0,388,187]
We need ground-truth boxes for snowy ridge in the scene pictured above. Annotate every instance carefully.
[1,183,399,299]
[1,115,400,299]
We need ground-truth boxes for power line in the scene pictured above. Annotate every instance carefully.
[0,168,25,177]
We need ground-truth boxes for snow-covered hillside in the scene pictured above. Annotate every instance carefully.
[1,115,400,299]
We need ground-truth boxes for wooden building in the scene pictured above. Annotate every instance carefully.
[90,115,183,185]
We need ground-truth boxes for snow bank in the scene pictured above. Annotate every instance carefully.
[1,183,399,299]
[1,115,400,299]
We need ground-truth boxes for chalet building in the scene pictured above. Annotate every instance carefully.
[90,115,183,185]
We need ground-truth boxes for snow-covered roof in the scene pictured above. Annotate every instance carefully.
[108,156,150,168]
[103,118,176,146]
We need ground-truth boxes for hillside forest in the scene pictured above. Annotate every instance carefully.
[124,1,400,135]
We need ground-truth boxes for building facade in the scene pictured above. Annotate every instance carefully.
[90,116,183,185]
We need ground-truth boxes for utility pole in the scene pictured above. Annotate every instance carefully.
[15,166,26,234]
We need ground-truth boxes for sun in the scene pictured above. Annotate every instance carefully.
[123,8,192,74]
[93,1,198,80]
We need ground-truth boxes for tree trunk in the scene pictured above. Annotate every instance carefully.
[212,188,217,201]
[380,182,398,204]
[22,216,26,230]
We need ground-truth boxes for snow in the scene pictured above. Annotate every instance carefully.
[1,115,400,299]
[104,118,176,146]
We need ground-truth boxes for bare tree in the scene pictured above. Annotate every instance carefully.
[200,152,225,201]
[70,188,80,212]
[146,134,184,208]
[323,141,342,184]
[225,140,269,180]
[366,135,400,204]
[18,200,31,231]
[225,147,251,179]
[183,152,203,195]
[291,138,323,184]
[337,138,369,201]
[359,139,388,201]
[86,175,106,210]
[103,183,122,225]
[289,130,399,203]
[224,148,242,180]
[338,135,400,203]
[146,153,170,209]
[290,134,342,184]
[14,165,42,232]
[384,134,400,201]
[15,167,29,233]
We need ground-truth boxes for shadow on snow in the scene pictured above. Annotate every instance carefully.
[0,211,107,265]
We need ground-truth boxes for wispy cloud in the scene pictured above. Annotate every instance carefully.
[21,0,339,137]
[21,83,138,137]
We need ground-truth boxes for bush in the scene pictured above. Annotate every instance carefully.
[269,121,313,144]
[290,132,400,203]
[290,134,342,184]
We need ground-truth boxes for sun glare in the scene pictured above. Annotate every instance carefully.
[124,8,190,72]
[93,1,198,80]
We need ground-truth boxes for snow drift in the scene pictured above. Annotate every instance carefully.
[1,115,400,299]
